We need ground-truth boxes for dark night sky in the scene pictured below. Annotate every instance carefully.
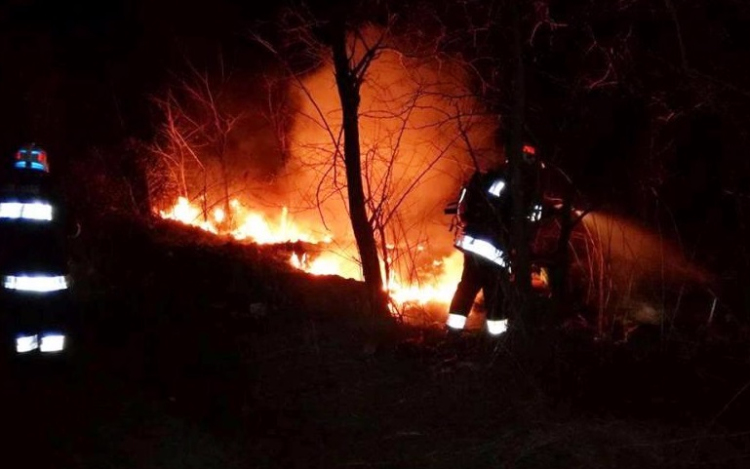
[2,0,747,168]
[0,0,278,161]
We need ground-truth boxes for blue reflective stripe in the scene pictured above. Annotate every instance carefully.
[14,161,46,171]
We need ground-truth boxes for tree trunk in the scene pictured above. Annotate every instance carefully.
[330,22,389,317]
[551,188,573,323]
[508,1,532,331]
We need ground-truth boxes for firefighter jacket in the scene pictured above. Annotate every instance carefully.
[0,169,70,293]
[453,168,543,270]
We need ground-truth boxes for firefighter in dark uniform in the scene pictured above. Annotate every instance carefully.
[0,144,74,356]
[446,145,544,336]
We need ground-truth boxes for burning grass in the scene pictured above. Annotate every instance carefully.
[157,195,461,323]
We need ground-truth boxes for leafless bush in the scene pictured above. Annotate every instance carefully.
[148,61,245,222]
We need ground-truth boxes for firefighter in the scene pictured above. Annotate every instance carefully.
[0,144,73,356]
[445,145,544,336]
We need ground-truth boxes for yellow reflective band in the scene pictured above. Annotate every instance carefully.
[488,179,506,197]
[0,202,53,221]
[455,235,507,268]
[40,334,66,353]
[447,313,467,330]
[4,275,68,292]
[16,334,39,353]
[487,319,508,335]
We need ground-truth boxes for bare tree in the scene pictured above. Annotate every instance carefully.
[149,62,244,223]
[261,75,293,163]
[326,17,390,316]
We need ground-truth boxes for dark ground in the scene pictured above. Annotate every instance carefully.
[1,215,750,469]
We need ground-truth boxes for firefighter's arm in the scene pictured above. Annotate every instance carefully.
[541,196,592,227]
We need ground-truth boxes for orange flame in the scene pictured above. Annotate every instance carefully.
[386,253,464,307]
[159,197,333,244]
[159,197,219,234]
[158,196,462,314]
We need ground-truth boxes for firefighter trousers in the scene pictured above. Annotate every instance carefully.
[448,252,506,321]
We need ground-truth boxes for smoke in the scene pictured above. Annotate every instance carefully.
[580,211,714,290]
[279,26,498,278]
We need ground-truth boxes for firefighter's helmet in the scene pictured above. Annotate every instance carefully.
[14,143,49,172]
[522,144,537,164]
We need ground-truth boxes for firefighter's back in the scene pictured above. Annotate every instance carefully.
[0,144,74,358]
[458,168,511,241]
